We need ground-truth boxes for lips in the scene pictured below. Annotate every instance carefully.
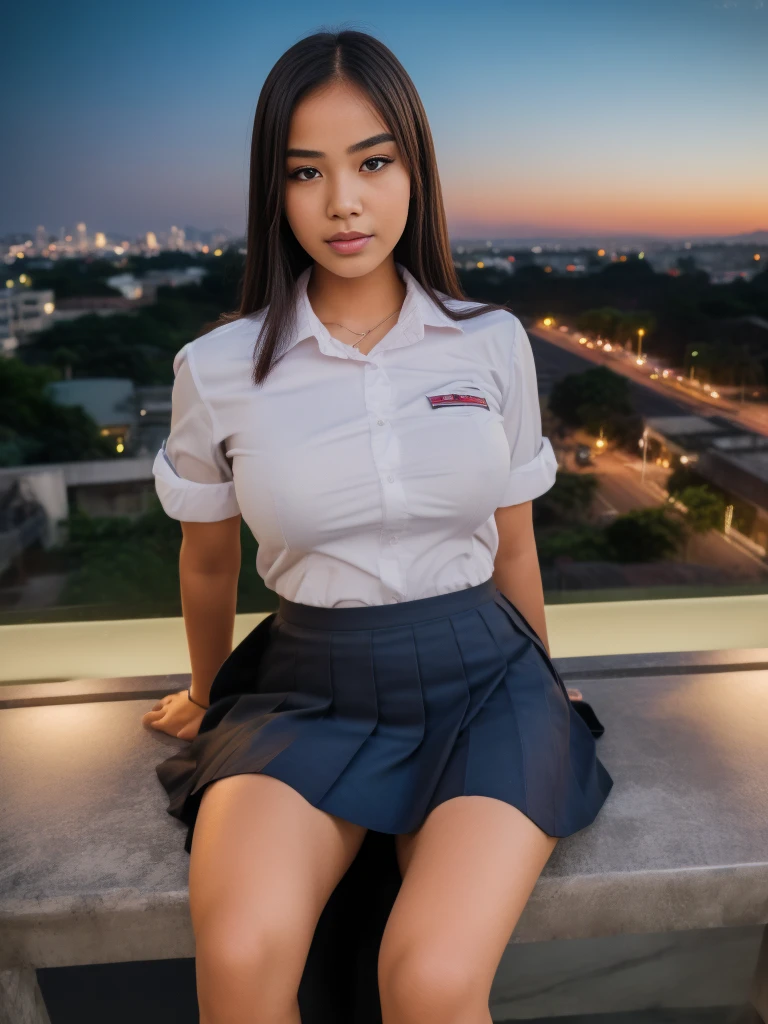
[326,234,373,254]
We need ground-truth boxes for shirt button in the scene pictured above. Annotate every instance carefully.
[387,474,394,483]
[390,536,398,545]
[377,419,385,426]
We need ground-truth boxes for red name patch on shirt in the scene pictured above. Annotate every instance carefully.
[427,393,489,410]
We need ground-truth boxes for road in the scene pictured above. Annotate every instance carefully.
[584,449,767,580]
[529,323,768,437]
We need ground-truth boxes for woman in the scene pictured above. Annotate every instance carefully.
[143,28,613,1024]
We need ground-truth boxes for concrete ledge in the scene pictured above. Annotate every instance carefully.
[2,648,768,974]
[2,593,768,683]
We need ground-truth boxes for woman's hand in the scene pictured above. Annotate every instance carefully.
[142,690,207,740]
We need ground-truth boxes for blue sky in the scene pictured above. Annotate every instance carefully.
[4,0,767,239]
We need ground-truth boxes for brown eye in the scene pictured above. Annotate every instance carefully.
[362,157,393,173]
[289,167,320,181]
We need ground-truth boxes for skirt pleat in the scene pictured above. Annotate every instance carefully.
[155,578,613,855]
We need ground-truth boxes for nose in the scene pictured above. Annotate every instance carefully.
[326,170,363,220]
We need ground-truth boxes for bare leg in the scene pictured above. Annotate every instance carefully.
[380,796,558,1024]
[189,773,367,1024]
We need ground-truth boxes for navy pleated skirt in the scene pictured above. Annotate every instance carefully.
[156,577,612,851]
[155,578,613,1023]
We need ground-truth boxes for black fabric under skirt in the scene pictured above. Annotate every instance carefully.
[155,578,613,1023]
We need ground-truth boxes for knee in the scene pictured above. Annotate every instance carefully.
[379,946,482,1024]
[195,920,300,1018]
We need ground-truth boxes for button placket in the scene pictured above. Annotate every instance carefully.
[365,361,409,600]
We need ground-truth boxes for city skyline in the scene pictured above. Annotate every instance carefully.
[4,0,767,239]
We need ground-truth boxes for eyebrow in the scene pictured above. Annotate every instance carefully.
[285,132,395,159]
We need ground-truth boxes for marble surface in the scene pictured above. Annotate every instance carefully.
[2,650,768,969]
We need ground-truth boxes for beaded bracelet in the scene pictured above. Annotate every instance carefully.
[187,688,210,710]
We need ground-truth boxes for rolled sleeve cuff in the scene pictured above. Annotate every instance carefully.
[152,448,240,522]
[498,437,558,508]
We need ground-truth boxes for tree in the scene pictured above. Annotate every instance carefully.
[533,471,599,527]
[604,507,684,562]
[0,359,115,466]
[548,366,634,438]
[677,485,725,535]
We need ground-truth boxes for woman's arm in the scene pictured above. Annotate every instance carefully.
[180,515,242,706]
[142,513,241,739]
[492,499,550,655]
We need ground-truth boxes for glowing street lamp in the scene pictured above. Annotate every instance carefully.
[637,327,645,362]
[640,426,649,483]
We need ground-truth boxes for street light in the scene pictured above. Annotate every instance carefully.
[640,426,649,483]
[637,327,645,362]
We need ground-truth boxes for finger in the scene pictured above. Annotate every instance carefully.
[142,709,166,724]
[151,695,174,710]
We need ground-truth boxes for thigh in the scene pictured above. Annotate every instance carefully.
[387,796,557,985]
[189,772,367,962]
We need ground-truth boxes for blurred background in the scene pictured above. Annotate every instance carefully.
[2,0,767,622]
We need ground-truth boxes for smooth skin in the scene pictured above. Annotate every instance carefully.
[143,79,566,1023]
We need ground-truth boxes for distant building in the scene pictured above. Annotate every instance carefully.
[645,414,768,555]
[168,225,186,250]
[2,288,56,344]
[47,379,138,450]
[0,293,16,352]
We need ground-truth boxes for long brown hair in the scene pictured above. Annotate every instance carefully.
[206,29,507,385]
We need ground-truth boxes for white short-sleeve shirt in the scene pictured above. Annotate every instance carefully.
[153,261,557,608]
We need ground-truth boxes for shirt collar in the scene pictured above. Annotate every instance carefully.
[286,260,464,361]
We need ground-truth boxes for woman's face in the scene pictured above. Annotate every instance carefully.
[284,80,411,279]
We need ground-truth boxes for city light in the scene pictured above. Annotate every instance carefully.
[114,246,125,255]
[680,455,689,464]
[214,249,223,256]
[43,302,55,314]
[578,336,587,344]
[476,261,485,268]
[597,249,605,256]
[544,265,552,273]
[755,254,761,261]
[603,343,612,351]
[543,318,553,326]
[16,252,24,258]
[5,280,13,288]
[19,274,28,283]
[116,443,124,453]
[710,391,719,399]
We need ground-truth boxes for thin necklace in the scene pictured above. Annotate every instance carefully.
[322,308,400,349]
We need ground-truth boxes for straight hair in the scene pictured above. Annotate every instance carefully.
[204,28,507,385]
